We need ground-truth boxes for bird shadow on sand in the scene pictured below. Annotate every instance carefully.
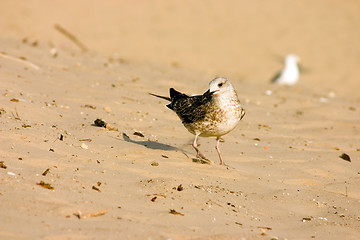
[121,133,217,166]
[121,133,178,151]
[192,158,212,165]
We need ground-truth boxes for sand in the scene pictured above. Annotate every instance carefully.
[1,1,360,239]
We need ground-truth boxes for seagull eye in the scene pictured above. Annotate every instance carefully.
[218,83,223,87]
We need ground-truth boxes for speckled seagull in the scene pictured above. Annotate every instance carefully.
[150,77,245,165]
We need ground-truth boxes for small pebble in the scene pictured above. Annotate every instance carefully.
[104,107,111,113]
[81,143,88,149]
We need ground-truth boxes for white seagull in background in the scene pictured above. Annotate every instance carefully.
[271,54,300,85]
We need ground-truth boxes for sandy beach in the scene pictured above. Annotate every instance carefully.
[1,1,360,239]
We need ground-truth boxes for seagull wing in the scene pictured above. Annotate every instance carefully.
[270,70,282,83]
[170,89,214,124]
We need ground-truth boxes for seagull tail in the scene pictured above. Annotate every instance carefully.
[148,93,171,101]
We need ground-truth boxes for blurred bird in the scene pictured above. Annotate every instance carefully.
[150,77,245,166]
[271,54,300,85]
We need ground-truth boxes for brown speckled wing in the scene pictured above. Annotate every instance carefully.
[168,89,214,124]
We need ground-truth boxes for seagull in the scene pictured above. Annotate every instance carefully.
[150,77,245,165]
[271,54,300,85]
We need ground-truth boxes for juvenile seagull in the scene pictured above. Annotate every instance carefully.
[271,54,300,85]
[150,77,245,165]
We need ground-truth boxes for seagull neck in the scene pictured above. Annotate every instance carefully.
[214,89,236,102]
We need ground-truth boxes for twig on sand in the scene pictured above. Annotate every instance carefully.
[54,24,88,52]
[74,209,109,219]
[11,108,21,121]
[345,185,348,197]
[0,52,40,70]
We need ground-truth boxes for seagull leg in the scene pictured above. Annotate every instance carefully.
[193,134,208,160]
[215,137,225,165]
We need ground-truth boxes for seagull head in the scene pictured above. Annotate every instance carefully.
[209,77,233,95]
[285,54,300,66]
